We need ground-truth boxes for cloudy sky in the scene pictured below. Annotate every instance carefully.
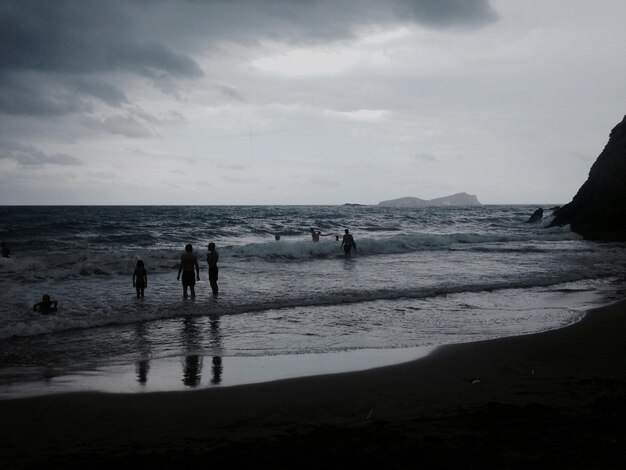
[1,0,625,205]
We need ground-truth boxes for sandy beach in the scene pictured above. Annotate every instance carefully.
[2,299,626,468]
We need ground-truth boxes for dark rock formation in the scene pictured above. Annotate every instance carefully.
[526,208,544,223]
[550,115,626,240]
[379,192,481,207]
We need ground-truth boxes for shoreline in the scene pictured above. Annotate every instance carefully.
[0,280,606,399]
[0,296,593,399]
[2,299,626,467]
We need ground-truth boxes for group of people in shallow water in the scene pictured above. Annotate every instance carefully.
[133,242,220,300]
[32,242,220,313]
[29,228,356,314]
[174,242,219,299]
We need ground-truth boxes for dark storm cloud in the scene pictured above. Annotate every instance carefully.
[215,85,247,102]
[0,74,90,116]
[0,0,202,116]
[0,1,202,77]
[72,80,129,107]
[0,0,495,77]
[142,0,497,51]
[0,140,81,166]
[0,73,127,117]
[84,114,154,138]
[395,0,498,29]
[0,0,496,117]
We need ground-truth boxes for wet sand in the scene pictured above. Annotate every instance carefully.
[2,300,626,468]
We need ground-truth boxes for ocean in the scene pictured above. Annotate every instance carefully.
[1,205,625,397]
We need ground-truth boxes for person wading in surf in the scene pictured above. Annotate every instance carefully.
[206,242,219,297]
[341,229,356,258]
[177,244,200,298]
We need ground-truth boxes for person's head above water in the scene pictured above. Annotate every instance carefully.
[345,229,349,234]
[185,244,193,253]
[42,294,51,302]
[136,260,144,268]
[208,242,216,251]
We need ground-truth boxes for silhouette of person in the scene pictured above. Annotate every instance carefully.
[177,244,200,298]
[206,242,219,297]
[310,228,321,242]
[132,260,147,298]
[33,294,57,314]
[1,241,10,258]
[341,229,356,257]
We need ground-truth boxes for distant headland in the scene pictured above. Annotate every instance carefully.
[378,192,482,207]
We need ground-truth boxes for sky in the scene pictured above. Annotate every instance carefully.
[1,0,625,205]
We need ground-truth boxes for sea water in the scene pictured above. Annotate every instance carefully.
[1,205,625,397]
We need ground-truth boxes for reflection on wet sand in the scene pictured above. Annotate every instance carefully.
[211,356,222,384]
[134,323,151,385]
[183,355,202,386]
[136,359,150,385]
[181,317,203,387]
[132,314,224,388]
[209,314,223,384]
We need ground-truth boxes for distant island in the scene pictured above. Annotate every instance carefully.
[378,192,482,207]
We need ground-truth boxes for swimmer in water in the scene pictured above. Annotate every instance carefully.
[33,294,58,314]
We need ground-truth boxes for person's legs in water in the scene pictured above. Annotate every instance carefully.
[209,266,219,296]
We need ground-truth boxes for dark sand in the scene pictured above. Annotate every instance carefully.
[2,300,626,469]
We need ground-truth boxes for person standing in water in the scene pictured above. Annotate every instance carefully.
[177,244,200,298]
[341,229,356,258]
[132,260,147,298]
[1,241,10,258]
[310,228,321,242]
[206,242,219,297]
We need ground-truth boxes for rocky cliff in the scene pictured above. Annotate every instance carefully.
[550,115,626,240]
[379,192,481,207]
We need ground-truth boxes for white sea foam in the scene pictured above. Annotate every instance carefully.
[0,228,584,282]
